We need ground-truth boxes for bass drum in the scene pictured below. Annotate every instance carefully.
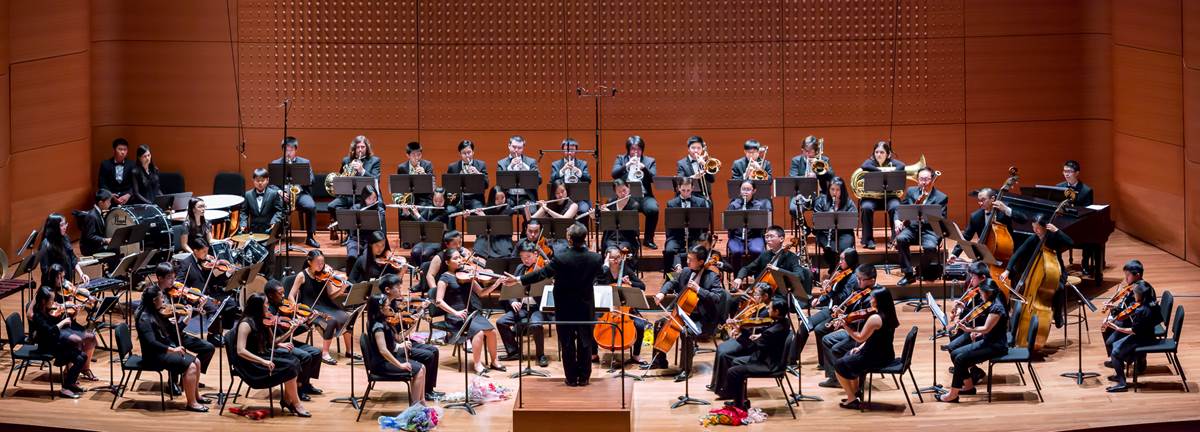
[106,204,172,251]
[235,240,270,267]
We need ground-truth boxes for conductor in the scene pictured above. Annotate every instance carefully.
[500,223,604,387]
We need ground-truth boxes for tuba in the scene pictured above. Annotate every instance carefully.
[746,146,769,180]
[849,154,928,200]
[560,158,582,183]
[325,160,358,195]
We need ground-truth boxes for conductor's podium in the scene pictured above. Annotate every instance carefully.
[513,377,635,432]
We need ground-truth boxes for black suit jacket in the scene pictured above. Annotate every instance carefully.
[240,186,285,234]
[952,206,1028,257]
[497,155,540,199]
[78,207,108,256]
[98,158,136,195]
[271,156,315,194]
[595,263,646,290]
[662,267,725,335]
[610,155,657,197]
[1056,181,1095,207]
[342,155,382,178]
[675,157,716,197]
[520,246,605,321]
[176,254,229,296]
[447,159,489,203]
[898,186,949,233]
[664,195,709,248]
[730,157,774,180]
[549,158,591,185]
[749,320,792,370]
[396,160,435,176]
[788,154,834,194]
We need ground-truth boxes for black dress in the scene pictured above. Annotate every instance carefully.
[438,273,494,338]
[231,320,300,387]
[37,238,78,288]
[297,270,351,340]
[471,204,514,258]
[834,318,896,380]
[135,310,196,375]
[364,322,423,379]
[129,165,161,206]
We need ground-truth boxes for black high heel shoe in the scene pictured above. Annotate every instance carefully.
[280,401,312,418]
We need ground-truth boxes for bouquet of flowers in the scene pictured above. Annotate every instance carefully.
[440,377,512,404]
[379,403,443,432]
[699,405,767,428]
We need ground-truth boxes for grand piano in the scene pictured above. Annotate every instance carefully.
[1002,187,1115,285]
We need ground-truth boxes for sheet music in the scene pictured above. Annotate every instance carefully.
[538,285,615,312]
[926,292,948,327]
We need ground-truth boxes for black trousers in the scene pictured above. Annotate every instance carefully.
[816,231,856,271]
[275,342,322,387]
[637,197,659,242]
[949,340,1006,389]
[652,318,697,373]
[398,342,440,393]
[180,333,215,374]
[859,197,900,244]
[328,196,354,224]
[896,226,940,277]
[820,330,856,380]
[802,308,833,369]
[557,322,594,384]
[719,356,774,406]
[294,193,317,238]
[710,334,755,392]
[497,307,546,357]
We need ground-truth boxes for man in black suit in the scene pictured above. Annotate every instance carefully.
[98,138,136,205]
[950,187,1026,259]
[610,135,659,249]
[497,135,540,206]
[663,177,709,274]
[271,136,320,247]
[675,135,716,202]
[496,243,549,366]
[729,139,774,180]
[647,245,725,380]
[239,168,285,235]
[1057,159,1098,275]
[732,225,812,318]
[327,135,383,230]
[77,189,113,256]
[446,140,489,211]
[549,138,591,213]
[503,223,604,386]
[788,135,834,218]
[895,167,950,286]
[396,141,435,205]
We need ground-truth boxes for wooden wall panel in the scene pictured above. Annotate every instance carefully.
[1187,67,1200,163]
[571,0,780,44]
[1186,0,1200,68]
[893,37,966,125]
[91,41,238,128]
[891,124,967,223]
[964,0,1111,37]
[93,126,241,196]
[8,140,93,246]
[783,40,893,127]
[10,53,89,152]
[965,34,1111,123]
[91,0,234,42]
[782,0,963,41]
[1112,0,1182,54]
[419,44,565,131]
[1113,44,1184,146]
[965,120,1113,206]
[1113,133,1186,257]
[8,0,88,63]
[238,0,417,44]
[421,0,563,44]
[1187,160,1200,265]
[0,73,9,168]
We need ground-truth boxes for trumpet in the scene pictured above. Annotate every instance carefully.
[508,156,530,171]
[700,151,722,175]
[560,158,583,183]
[626,156,645,182]
[747,146,769,180]
[462,158,481,175]
[408,161,426,175]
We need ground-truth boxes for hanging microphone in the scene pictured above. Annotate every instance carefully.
[278,98,292,108]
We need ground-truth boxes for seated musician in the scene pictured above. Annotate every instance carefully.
[363,292,429,406]
[819,264,878,388]
[497,243,550,366]
[894,167,948,286]
[807,248,859,377]
[726,180,772,269]
[1102,260,1155,369]
[464,186,515,260]
[949,187,1025,260]
[135,285,210,411]
[180,198,213,254]
[239,168,285,235]
[999,214,1073,325]
[731,225,810,318]
[379,275,443,400]
[1102,282,1161,393]
[593,246,648,365]
[858,140,906,249]
[940,262,997,387]
[530,179,580,220]
[30,285,98,399]
[433,248,503,376]
[327,135,382,232]
[1058,159,1099,275]
[446,139,489,210]
[498,135,540,206]
[288,250,355,365]
[610,135,659,249]
[514,219,567,259]
[831,283,900,410]
[98,137,135,205]
[272,136,319,248]
[234,293,310,417]
[263,279,324,400]
[675,135,716,202]
[395,141,435,205]
[37,213,90,288]
[709,283,771,394]
[177,238,235,322]
[77,189,113,257]
[422,230,486,293]
[812,177,857,273]
[713,297,792,410]
[646,245,725,381]
[349,231,403,287]
[129,144,161,206]
[663,176,709,275]
[405,187,453,264]
[549,138,592,213]
[788,135,834,195]
[155,262,217,380]
[937,265,1009,403]
[670,232,733,274]
[730,139,773,180]
[343,186,387,261]
[601,179,642,251]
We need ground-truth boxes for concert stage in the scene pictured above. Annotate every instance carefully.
[513,377,635,432]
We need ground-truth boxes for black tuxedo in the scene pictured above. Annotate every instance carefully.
[654,267,724,372]
[497,155,540,203]
[396,160,434,176]
[895,186,949,278]
[98,158,136,196]
[663,195,709,273]
[951,206,1027,258]
[520,245,605,384]
[549,158,591,184]
[447,159,489,209]
[271,156,317,238]
[729,157,774,180]
[240,186,285,234]
[1056,180,1098,275]
[675,156,716,199]
[610,154,659,241]
[78,206,108,256]
[735,247,812,313]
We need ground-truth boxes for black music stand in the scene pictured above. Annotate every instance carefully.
[722,209,770,265]
[388,174,435,200]
[652,176,702,193]
[560,181,592,204]
[530,217,573,242]
[332,176,376,199]
[497,170,541,204]
[201,296,237,405]
[725,179,773,201]
[598,210,641,254]
[398,221,445,252]
[331,291,371,409]
[862,171,906,269]
[811,211,858,278]
[441,173,487,231]
[928,216,966,311]
[772,269,822,403]
[895,203,944,310]
[87,295,122,395]
[670,311,709,409]
[776,177,820,238]
[916,292,950,396]
[597,181,644,201]
[335,208,384,259]
[664,207,712,253]
[1060,283,1099,384]
[500,280,551,379]
[608,284,649,381]
[269,161,312,275]
[154,192,194,212]
[466,215,515,256]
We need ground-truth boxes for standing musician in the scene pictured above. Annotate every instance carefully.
[730,139,773,180]
[1000,214,1073,325]
[857,140,906,250]
[30,285,99,399]
[396,141,436,204]
[180,197,213,254]
[468,186,516,259]
[818,264,878,388]
[675,135,717,202]
[129,144,161,205]
[502,223,605,386]
[950,187,1025,260]
[343,186,387,261]
[98,137,135,205]
[1101,260,1154,363]
[288,250,355,365]
[1102,282,1160,393]
[497,243,549,366]
[812,177,857,272]
[808,248,860,378]
[272,136,320,248]
[135,285,210,412]
[404,187,454,262]
[936,263,1009,403]
[239,168,285,235]
[663,177,710,275]
[940,262,998,387]
[646,245,725,381]
[433,248,503,376]
[263,279,324,400]
[529,180,579,220]
[234,293,310,417]
[894,167,949,287]
[831,285,900,410]
[601,179,642,252]
[77,189,113,257]
[349,231,403,288]
[593,246,648,365]
[37,213,89,288]
[1059,160,1099,276]
[610,135,659,250]
[155,262,218,381]
[712,297,792,410]
[379,275,443,400]
[726,180,772,270]
[549,138,592,213]
[789,135,835,195]
[446,139,489,211]
[327,135,383,231]
[498,135,540,206]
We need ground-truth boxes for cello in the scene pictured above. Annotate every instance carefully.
[1013,190,1074,351]
[653,253,721,355]
[594,248,641,351]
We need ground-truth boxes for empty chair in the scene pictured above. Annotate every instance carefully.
[159,172,186,195]
[213,172,246,196]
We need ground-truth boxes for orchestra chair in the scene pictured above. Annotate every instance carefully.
[1134,305,1187,393]
[355,333,415,422]
[212,172,246,196]
[740,332,798,419]
[3,313,61,399]
[218,329,282,417]
[864,325,921,416]
[1155,291,1175,339]
[109,323,171,410]
[282,273,346,354]
[159,172,186,195]
[987,315,1044,402]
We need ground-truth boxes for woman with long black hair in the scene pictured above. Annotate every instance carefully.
[832,274,900,409]
[233,293,309,416]
[29,286,97,398]
[129,144,161,205]
[135,286,208,411]
[37,213,88,288]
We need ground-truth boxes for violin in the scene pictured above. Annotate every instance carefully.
[828,307,877,329]
[536,237,554,259]
[203,255,236,273]
[49,302,82,318]
[312,268,350,290]
[1104,302,1140,327]
[831,287,873,320]
[159,303,191,319]
[814,267,853,306]
[960,300,993,324]
[166,281,210,305]
[59,281,98,308]
[1102,281,1134,313]
[376,252,410,272]
[454,264,501,285]
[263,311,294,330]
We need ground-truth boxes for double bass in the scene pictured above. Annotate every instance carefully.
[1013,190,1074,351]
[982,167,1020,295]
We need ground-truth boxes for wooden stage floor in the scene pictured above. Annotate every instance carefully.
[1,230,1198,431]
